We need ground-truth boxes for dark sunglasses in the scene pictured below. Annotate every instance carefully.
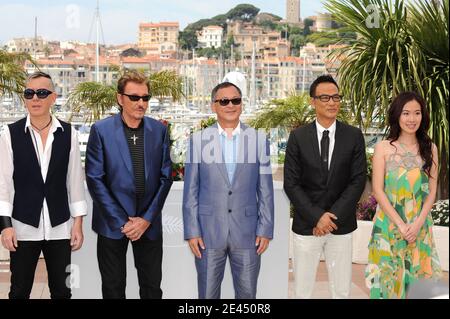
[24,88,53,99]
[122,93,152,102]
[214,98,242,106]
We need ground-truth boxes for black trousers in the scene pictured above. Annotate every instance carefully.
[97,234,163,299]
[9,239,71,299]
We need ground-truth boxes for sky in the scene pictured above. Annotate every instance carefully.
[0,0,325,45]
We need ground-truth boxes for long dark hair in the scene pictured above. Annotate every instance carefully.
[387,92,433,176]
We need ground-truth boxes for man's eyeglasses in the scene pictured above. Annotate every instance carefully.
[122,93,152,102]
[214,98,242,106]
[313,94,343,102]
[23,88,53,100]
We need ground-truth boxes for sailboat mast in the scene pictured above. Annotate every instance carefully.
[34,17,38,61]
[95,0,100,83]
[250,40,256,109]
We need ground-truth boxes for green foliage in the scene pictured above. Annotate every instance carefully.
[227,4,260,21]
[212,14,227,21]
[199,117,217,129]
[258,20,277,30]
[179,30,199,51]
[306,29,357,46]
[325,0,449,197]
[258,12,282,22]
[366,149,374,180]
[289,26,302,35]
[68,70,184,122]
[408,0,449,197]
[120,48,143,57]
[250,93,315,131]
[303,18,314,36]
[272,24,307,55]
[0,50,36,98]
[184,3,259,32]
[186,18,223,33]
[226,34,235,47]
[250,92,356,132]
[68,82,117,123]
[179,4,261,50]
[271,13,282,21]
[431,200,449,227]
[196,47,216,58]
[149,70,183,101]
[289,34,306,55]
[303,18,314,27]
[108,64,121,73]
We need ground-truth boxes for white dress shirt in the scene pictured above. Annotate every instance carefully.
[0,115,87,241]
[216,121,241,137]
[316,120,336,170]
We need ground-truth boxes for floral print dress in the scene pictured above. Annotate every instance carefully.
[365,147,442,299]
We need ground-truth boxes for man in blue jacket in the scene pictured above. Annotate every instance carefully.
[86,70,172,299]
[183,82,274,299]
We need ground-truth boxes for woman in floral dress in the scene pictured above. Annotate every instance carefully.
[365,92,442,299]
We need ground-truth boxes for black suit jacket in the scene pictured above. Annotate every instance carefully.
[283,120,367,235]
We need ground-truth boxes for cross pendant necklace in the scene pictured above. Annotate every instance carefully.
[130,134,138,145]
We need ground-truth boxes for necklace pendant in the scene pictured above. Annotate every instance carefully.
[131,134,138,145]
[31,116,52,133]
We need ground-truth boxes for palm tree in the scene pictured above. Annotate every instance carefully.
[250,92,355,131]
[68,82,117,123]
[408,0,449,198]
[325,0,449,197]
[0,50,34,97]
[148,70,183,102]
[250,93,315,131]
[68,69,184,122]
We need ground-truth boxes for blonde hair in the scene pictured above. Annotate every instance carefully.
[117,70,150,94]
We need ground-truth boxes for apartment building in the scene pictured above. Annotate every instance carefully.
[197,25,224,48]
[6,36,46,54]
[138,22,179,54]
[227,21,290,60]
[121,56,178,73]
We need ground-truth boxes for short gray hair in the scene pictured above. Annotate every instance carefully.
[27,71,55,91]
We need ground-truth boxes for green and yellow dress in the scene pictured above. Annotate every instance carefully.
[365,147,442,299]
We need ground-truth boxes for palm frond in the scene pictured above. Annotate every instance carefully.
[0,50,36,97]
[250,93,314,131]
[149,70,184,101]
[68,69,185,122]
[325,0,449,197]
[67,82,117,123]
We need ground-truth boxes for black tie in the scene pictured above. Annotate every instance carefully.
[321,130,330,178]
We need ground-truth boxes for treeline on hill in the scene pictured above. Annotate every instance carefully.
[178,3,356,58]
[179,3,276,57]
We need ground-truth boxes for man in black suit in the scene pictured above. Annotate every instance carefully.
[284,75,366,299]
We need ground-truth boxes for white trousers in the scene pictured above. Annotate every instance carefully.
[293,232,353,299]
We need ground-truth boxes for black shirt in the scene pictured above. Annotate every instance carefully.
[122,118,145,200]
